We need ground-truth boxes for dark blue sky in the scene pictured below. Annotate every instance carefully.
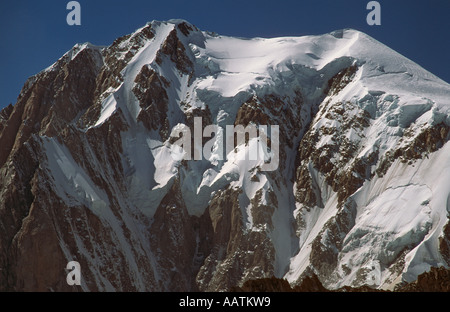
[1,0,449,109]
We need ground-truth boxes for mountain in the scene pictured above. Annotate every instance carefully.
[0,19,449,291]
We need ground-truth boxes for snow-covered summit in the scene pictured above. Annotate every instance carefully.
[88,21,449,128]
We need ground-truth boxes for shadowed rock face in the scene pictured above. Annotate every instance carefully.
[0,46,104,291]
[196,187,277,291]
[395,266,450,292]
[233,266,450,292]
[0,20,449,292]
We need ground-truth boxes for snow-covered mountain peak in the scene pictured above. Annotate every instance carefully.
[0,20,448,292]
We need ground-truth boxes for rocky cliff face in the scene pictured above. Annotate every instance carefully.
[0,20,449,291]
